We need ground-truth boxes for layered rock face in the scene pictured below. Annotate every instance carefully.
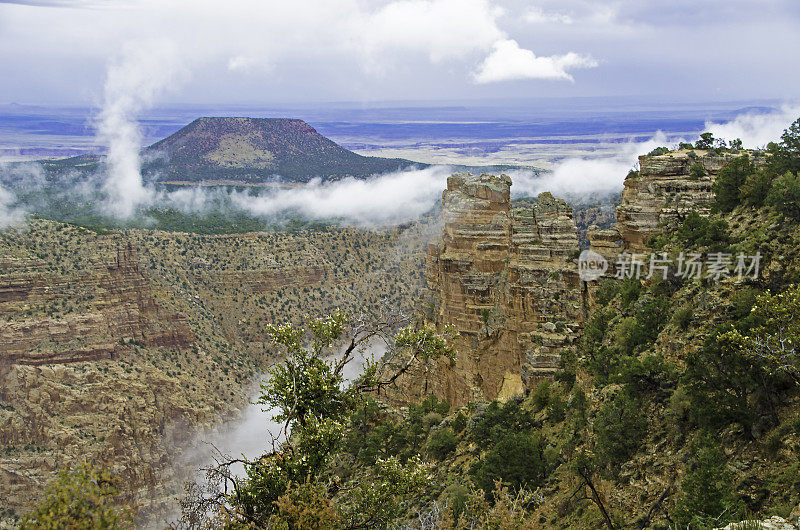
[616,149,761,251]
[391,173,583,407]
[0,242,194,367]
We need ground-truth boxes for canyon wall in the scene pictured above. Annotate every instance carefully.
[0,241,194,367]
[0,220,426,523]
[616,149,762,251]
[389,173,584,407]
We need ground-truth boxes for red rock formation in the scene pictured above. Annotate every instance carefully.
[390,173,583,407]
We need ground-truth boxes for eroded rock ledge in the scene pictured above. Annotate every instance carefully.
[389,173,584,407]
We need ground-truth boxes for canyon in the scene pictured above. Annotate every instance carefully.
[0,219,426,523]
[0,145,764,524]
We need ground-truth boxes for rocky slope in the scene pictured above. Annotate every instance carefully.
[0,219,427,524]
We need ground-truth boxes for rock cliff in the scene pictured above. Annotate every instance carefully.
[0,241,194,367]
[395,150,763,408]
[616,149,763,251]
[389,173,584,407]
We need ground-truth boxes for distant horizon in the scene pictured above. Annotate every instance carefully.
[0,94,789,111]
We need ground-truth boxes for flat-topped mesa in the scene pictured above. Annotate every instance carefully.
[396,173,583,407]
[616,149,764,251]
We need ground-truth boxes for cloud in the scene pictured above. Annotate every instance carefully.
[0,0,613,105]
[524,7,573,24]
[473,39,597,83]
[0,161,42,227]
[0,183,24,227]
[230,166,451,226]
[704,104,800,148]
[509,131,672,197]
[96,39,188,219]
[359,0,505,63]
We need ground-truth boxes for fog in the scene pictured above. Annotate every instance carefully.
[152,340,381,527]
[96,41,188,218]
[705,104,800,148]
[508,131,673,198]
[228,166,452,226]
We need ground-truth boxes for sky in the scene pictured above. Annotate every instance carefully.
[1,0,800,106]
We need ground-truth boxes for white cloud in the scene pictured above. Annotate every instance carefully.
[359,0,505,63]
[474,39,597,83]
[510,131,672,197]
[524,7,573,24]
[230,166,452,226]
[0,184,24,228]
[704,104,800,148]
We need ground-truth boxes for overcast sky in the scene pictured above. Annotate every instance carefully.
[1,0,799,106]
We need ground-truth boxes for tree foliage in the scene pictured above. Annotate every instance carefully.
[713,155,754,212]
[20,463,132,530]
[182,311,457,528]
[594,391,647,466]
[672,436,741,527]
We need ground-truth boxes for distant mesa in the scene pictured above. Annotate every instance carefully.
[44,117,425,184]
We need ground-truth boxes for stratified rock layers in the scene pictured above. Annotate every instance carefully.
[0,242,194,366]
[616,149,762,251]
[390,173,583,407]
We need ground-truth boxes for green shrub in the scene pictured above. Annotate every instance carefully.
[594,392,647,466]
[443,483,469,521]
[594,278,620,306]
[633,295,670,345]
[648,146,670,156]
[765,430,783,457]
[713,155,754,212]
[741,170,774,207]
[568,384,588,429]
[617,355,677,399]
[451,412,467,433]
[730,287,760,329]
[426,427,458,460]
[695,132,715,150]
[672,436,741,527]
[470,433,545,495]
[676,211,730,251]
[619,278,642,308]
[19,463,133,529]
[689,162,706,180]
[673,306,693,330]
[530,380,551,412]
[766,171,800,219]
[546,394,566,423]
[684,328,787,433]
[471,400,534,445]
